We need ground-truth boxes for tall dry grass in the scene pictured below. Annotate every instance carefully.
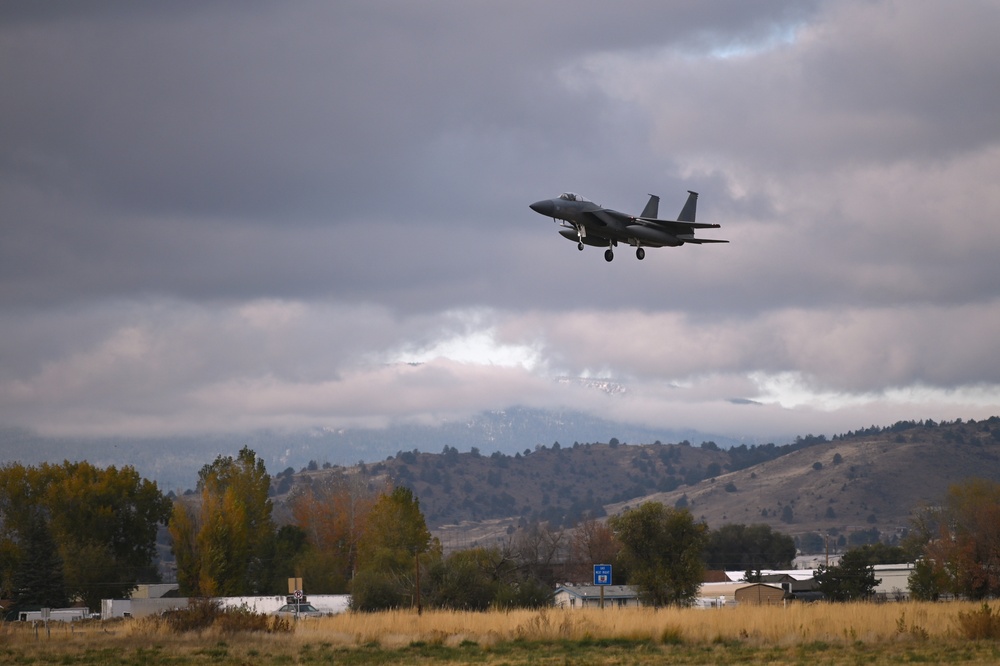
[292,601,966,647]
[0,601,981,655]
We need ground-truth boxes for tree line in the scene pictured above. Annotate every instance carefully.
[4,447,1000,612]
[0,447,795,612]
[0,461,172,612]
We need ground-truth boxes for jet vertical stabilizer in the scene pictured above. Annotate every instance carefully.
[640,195,659,219]
[677,191,698,222]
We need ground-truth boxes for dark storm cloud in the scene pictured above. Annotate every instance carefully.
[1,0,815,307]
[2,1,1000,439]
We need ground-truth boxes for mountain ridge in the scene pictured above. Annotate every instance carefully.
[272,418,1000,552]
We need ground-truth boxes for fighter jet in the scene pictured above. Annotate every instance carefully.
[529,190,727,261]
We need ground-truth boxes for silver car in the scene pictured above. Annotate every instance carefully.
[273,603,324,618]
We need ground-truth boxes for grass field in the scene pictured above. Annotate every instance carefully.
[3,602,1000,664]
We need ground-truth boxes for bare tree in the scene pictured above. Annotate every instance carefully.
[567,517,620,582]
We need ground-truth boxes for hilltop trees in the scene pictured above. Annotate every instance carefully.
[170,447,276,596]
[0,461,171,610]
[608,502,707,607]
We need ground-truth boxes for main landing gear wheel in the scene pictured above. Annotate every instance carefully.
[604,249,614,262]
[636,247,645,260]
[578,242,584,251]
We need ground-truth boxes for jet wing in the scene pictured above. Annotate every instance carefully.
[634,216,728,243]
[636,217,722,230]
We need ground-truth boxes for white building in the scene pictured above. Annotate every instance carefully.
[873,563,915,600]
[553,584,640,609]
[100,594,351,620]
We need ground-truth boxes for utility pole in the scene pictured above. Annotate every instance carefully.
[414,552,422,615]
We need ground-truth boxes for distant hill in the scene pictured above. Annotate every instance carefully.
[0,407,743,491]
[10,414,999,557]
[270,417,1000,552]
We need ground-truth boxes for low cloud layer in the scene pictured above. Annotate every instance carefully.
[2,1,999,445]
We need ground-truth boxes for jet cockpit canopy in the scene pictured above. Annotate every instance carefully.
[558,192,591,202]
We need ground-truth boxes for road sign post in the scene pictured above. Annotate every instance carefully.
[593,564,612,609]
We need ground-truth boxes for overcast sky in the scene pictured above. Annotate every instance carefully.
[3,1,1000,445]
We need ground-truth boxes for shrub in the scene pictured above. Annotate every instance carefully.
[215,604,291,634]
[350,568,406,611]
[161,598,290,634]
[163,597,221,632]
[957,603,1000,640]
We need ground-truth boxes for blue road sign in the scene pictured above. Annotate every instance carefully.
[593,564,612,586]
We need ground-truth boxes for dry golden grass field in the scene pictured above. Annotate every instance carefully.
[3,602,1000,664]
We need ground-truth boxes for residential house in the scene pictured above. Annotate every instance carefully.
[553,584,640,609]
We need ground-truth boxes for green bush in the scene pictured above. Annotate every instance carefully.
[350,568,406,611]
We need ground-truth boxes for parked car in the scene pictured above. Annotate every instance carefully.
[273,603,324,618]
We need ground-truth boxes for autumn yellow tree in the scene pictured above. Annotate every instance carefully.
[169,447,275,596]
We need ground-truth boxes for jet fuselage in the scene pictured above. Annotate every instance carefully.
[530,190,723,261]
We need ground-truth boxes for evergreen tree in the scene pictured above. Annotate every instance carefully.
[814,546,883,601]
[12,513,68,610]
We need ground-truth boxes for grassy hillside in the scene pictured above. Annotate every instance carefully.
[620,418,1000,547]
[277,439,732,530]
[271,418,1000,551]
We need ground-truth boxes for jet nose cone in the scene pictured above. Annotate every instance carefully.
[530,199,555,216]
